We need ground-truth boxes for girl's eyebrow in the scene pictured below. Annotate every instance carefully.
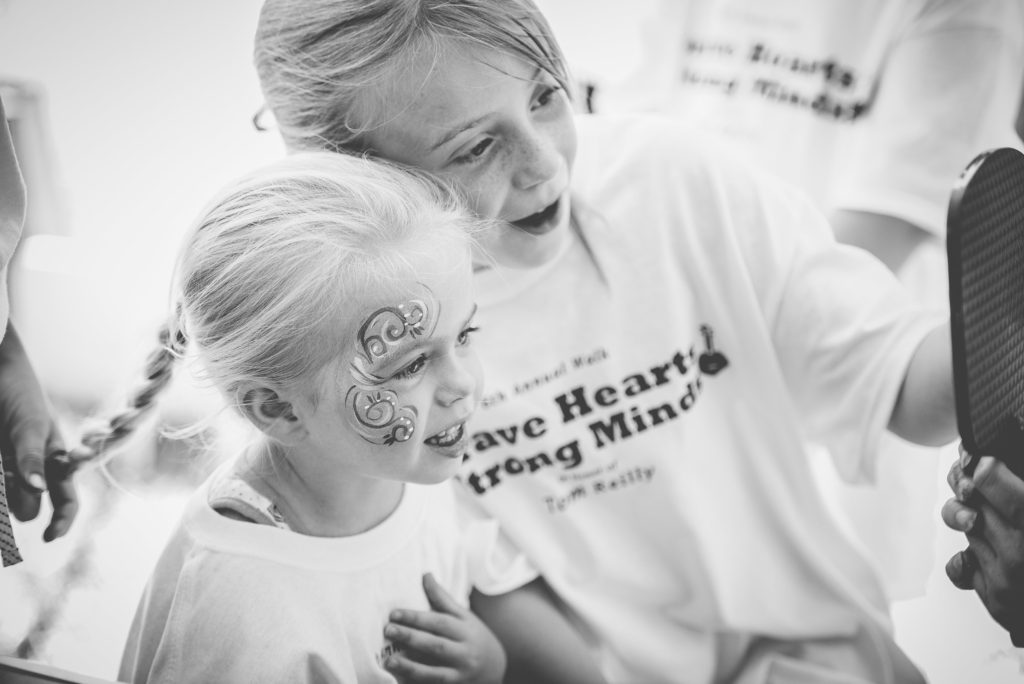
[372,302,477,363]
[461,303,479,328]
[430,117,485,151]
[428,67,544,152]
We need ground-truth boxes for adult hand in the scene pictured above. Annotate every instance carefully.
[0,92,78,542]
[0,322,78,541]
[942,446,1024,645]
[383,573,506,683]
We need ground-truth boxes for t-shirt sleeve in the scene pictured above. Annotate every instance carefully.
[778,193,944,482]
[830,0,1024,236]
[695,144,947,482]
[454,483,540,596]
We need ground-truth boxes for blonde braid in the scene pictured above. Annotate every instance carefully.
[68,320,187,467]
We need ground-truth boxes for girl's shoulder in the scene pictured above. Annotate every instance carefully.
[573,112,699,165]
[572,113,768,202]
[575,111,722,151]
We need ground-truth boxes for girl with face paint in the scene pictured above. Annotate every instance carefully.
[67,152,605,684]
[250,2,971,683]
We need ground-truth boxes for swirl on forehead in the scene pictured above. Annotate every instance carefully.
[351,285,439,384]
[345,387,417,445]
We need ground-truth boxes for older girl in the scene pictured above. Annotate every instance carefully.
[252,2,958,682]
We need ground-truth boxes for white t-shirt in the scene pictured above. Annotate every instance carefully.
[460,114,942,683]
[541,0,1024,239]
[537,0,1024,599]
[119,462,536,684]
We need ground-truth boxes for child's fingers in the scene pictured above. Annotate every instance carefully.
[949,464,980,504]
[969,495,1024,569]
[945,547,977,591]
[5,470,41,522]
[383,651,460,683]
[384,623,462,664]
[944,497,1017,585]
[941,496,978,533]
[947,543,996,594]
[43,449,78,542]
[422,572,468,617]
[947,457,963,492]
[946,457,983,505]
[946,544,1024,643]
[972,457,1024,525]
[957,442,976,472]
[966,524,999,572]
[389,607,462,640]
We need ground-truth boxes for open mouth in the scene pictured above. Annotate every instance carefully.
[424,423,465,448]
[511,198,561,233]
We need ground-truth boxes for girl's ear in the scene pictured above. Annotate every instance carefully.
[240,386,307,444]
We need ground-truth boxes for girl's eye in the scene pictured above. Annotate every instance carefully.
[394,354,428,380]
[457,326,480,346]
[533,85,562,110]
[452,139,493,166]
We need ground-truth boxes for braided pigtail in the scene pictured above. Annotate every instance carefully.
[60,152,482,471]
[68,317,188,468]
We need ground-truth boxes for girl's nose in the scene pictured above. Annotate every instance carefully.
[436,354,479,407]
[512,127,560,190]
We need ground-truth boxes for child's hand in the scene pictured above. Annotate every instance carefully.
[0,94,78,542]
[0,323,78,541]
[383,573,506,684]
[942,446,1024,645]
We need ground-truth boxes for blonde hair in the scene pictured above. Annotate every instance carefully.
[254,0,570,152]
[71,152,480,465]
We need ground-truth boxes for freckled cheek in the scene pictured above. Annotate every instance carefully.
[344,383,419,447]
[554,117,578,174]
[467,355,486,406]
[455,167,508,221]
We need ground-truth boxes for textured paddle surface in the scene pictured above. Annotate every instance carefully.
[948,147,1024,475]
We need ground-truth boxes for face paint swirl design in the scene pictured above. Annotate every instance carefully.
[344,388,418,446]
[345,287,439,446]
[351,297,437,385]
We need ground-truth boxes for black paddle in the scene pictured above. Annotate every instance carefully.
[947,146,1024,646]
[947,146,1024,479]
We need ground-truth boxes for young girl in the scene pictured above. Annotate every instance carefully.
[253,1,963,682]
[68,152,604,684]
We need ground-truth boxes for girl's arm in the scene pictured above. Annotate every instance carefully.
[0,94,77,542]
[887,322,958,447]
[829,210,926,277]
[0,317,78,540]
[471,577,607,684]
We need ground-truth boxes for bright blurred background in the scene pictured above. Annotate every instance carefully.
[0,0,280,680]
[0,1,1022,682]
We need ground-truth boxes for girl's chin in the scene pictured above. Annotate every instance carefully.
[413,456,465,485]
[478,220,569,270]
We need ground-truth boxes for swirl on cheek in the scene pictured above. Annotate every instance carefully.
[345,288,435,446]
[344,386,418,446]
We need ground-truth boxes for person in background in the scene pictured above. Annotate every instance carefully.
[533,0,1024,603]
[0,93,77,563]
